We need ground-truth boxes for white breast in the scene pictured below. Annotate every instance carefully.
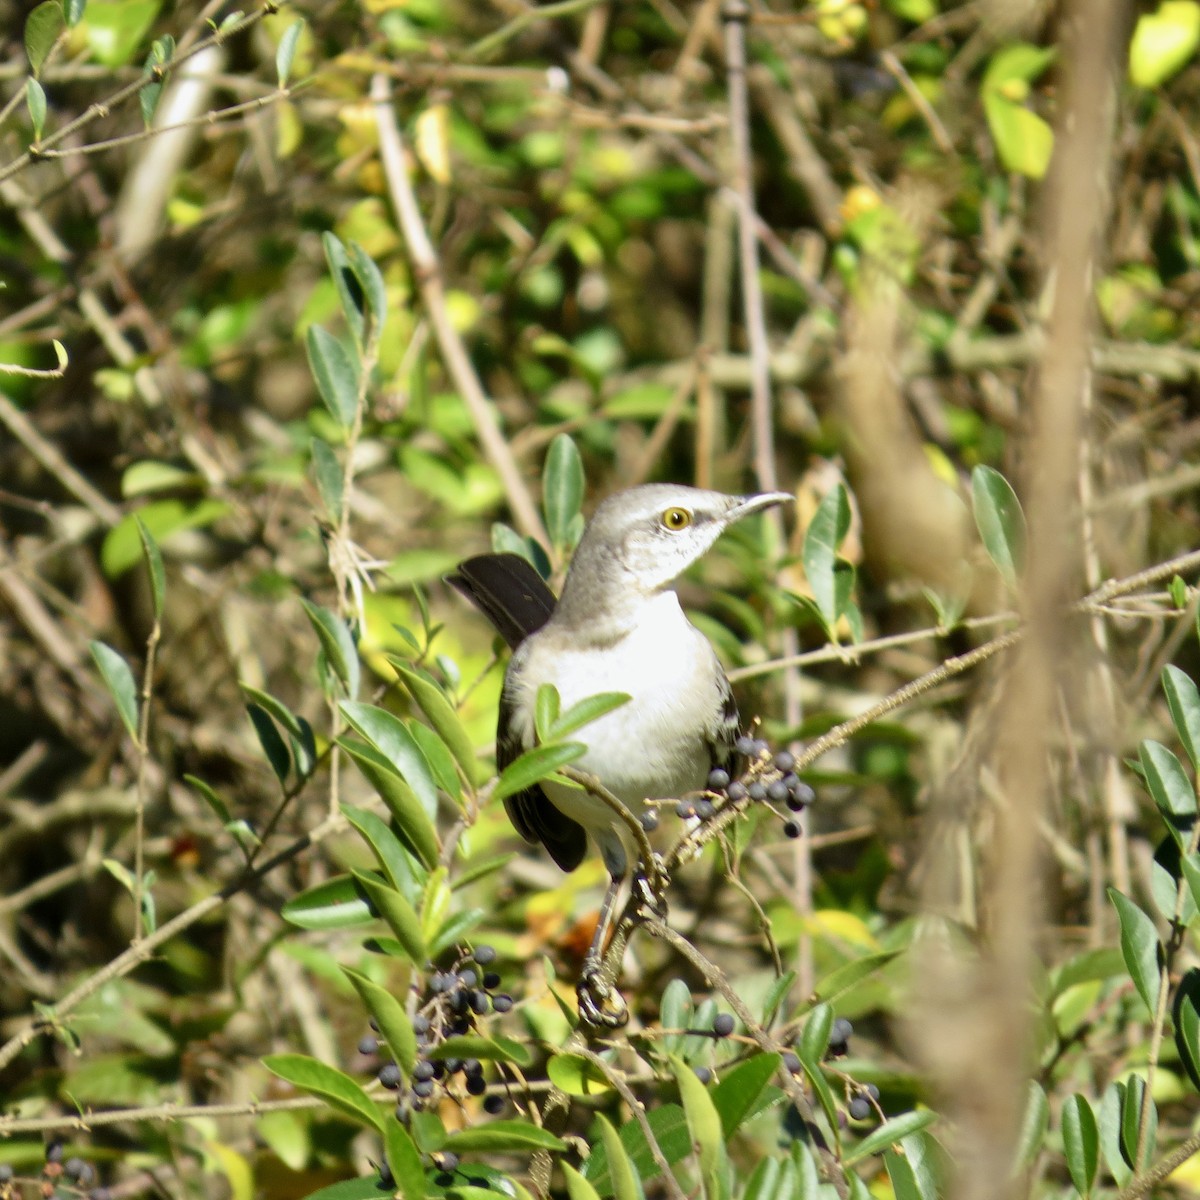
[508,591,724,808]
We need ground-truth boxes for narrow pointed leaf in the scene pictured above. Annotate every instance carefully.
[247,703,291,784]
[311,437,344,522]
[281,875,372,929]
[133,516,165,619]
[547,692,631,741]
[392,662,478,786]
[971,465,1026,587]
[348,242,387,333]
[1173,968,1200,1092]
[1108,888,1163,1015]
[89,641,139,739]
[383,1121,425,1200]
[342,967,416,1074]
[563,1164,602,1200]
[1163,665,1200,771]
[341,803,422,896]
[846,1110,938,1165]
[595,1115,638,1200]
[711,1052,780,1138]
[353,871,426,965]
[493,742,586,803]
[301,600,359,696]
[670,1052,723,1189]
[306,324,360,427]
[544,433,585,550]
[1139,739,1196,845]
[441,1121,566,1153]
[322,233,365,346]
[340,701,440,818]
[275,18,303,88]
[1062,1093,1099,1196]
[25,1,65,74]
[803,484,851,630]
[263,1054,384,1131]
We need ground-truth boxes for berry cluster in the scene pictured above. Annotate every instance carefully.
[779,1017,880,1128]
[359,945,512,1123]
[0,1142,107,1200]
[662,740,816,838]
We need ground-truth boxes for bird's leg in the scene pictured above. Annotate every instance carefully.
[631,853,669,923]
[577,872,630,1029]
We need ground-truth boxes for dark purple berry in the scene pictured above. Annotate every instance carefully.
[444,1057,464,1074]
[483,971,502,990]
[767,780,789,803]
[707,767,730,791]
[726,781,747,802]
[471,990,490,1014]
[413,1079,435,1098]
[751,739,770,756]
[64,1158,86,1181]
[413,1060,436,1082]
[413,1014,430,1035]
[459,968,478,988]
[483,1094,505,1114]
[675,800,695,818]
[831,1017,854,1042]
[358,1034,379,1056]
[783,820,801,839]
[493,994,514,1013]
[466,1074,487,1095]
[438,1152,460,1172]
[463,1058,483,1077]
[735,735,757,756]
[747,782,767,802]
[694,1066,713,1083]
[641,810,659,832]
[774,750,795,772]
[866,1083,880,1100]
[46,1141,64,1164]
[712,1013,735,1038]
[848,1096,872,1121]
[473,945,496,966]
[783,1051,802,1074]
[694,799,716,820]
[378,1062,401,1089]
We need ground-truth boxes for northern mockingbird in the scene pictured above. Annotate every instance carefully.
[451,484,791,1023]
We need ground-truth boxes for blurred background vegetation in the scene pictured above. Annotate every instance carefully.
[3,0,1200,1197]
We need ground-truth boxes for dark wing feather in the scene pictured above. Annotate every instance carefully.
[706,670,741,774]
[497,675,588,872]
[447,553,556,650]
[451,553,588,872]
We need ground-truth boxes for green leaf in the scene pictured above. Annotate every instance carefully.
[26,78,47,140]
[102,500,228,578]
[1121,1074,1156,1171]
[543,433,585,550]
[1130,1,1200,88]
[392,662,478,787]
[322,233,365,347]
[595,1115,639,1200]
[441,1120,566,1154]
[1139,739,1196,845]
[275,18,303,87]
[670,1052,725,1195]
[802,484,851,633]
[186,773,232,825]
[810,951,900,1008]
[1173,968,1200,1092]
[983,43,1056,89]
[760,970,796,1025]
[133,516,165,620]
[339,737,441,871]
[278,1180,383,1200]
[311,437,344,522]
[65,0,86,26]
[138,35,172,126]
[1098,1081,1133,1186]
[247,703,291,785]
[798,1002,833,1063]
[846,1110,938,1165]
[306,324,360,427]
[383,1121,425,1200]
[341,804,421,896]
[262,1054,384,1132]
[89,641,139,739]
[25,1,65,74]
[1109,888,1162,1016]
[300,599,360,697]
[1062,1093,1099,1197]
[534,684,560,743]
[353,871,426,965]
[547,1053,615,1096]
[340,701,439,817]
[883,1149,924,1200]
[1009,1080,1048,1172]
[342,967,417,1075]
[347,242,388,334]
[1163,665,1200,772]
[84,0,159,67]
[428,907,486,958]
[563,1164,602,1200]
[971,465,1026,586]
[493,742,586,803]
[982,93,1053,178]
[711,1053,780,1138]
[660,977,693,1054]
[427,1034,531,1067]
[546,692,631,741]
[281,875,373,929]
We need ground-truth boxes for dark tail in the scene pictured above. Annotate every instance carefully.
[447,553,557,650]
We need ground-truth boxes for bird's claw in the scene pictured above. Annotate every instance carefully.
[578,967,629,1029]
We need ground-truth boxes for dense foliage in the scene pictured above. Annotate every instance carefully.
[3,1,1200,1198]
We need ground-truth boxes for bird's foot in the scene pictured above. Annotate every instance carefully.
[578,966,629,1029]
[632,863,669,924]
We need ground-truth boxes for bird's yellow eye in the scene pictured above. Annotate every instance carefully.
[661,507,693,531]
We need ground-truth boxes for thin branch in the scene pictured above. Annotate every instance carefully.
[370,72,548,549]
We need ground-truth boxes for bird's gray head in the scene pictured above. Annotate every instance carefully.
[555,484,792,627]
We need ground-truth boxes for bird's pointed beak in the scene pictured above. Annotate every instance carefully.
[726,490,794,523]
